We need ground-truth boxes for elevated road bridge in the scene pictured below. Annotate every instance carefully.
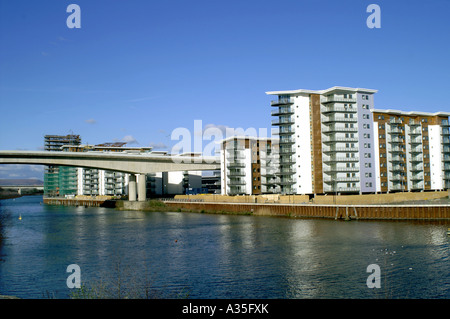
[0,151,220,201]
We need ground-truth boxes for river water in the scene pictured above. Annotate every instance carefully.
[0,195,448,299]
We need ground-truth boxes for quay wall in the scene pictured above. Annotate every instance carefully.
[174,190,449,205]
[43,197,116,207]
[164,202,450,220]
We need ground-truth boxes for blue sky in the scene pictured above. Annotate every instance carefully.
[0,0,449,179]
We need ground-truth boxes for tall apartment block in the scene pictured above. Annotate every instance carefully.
[267,87,378,195]
[372,110,450,192]
[266,86,449,195]
[44,134,81,197]
[220,136,279,195]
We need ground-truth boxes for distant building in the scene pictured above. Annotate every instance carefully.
[61,143,152,197]
[220,136,279,195]
[44,134,81,197]
[61,145,205,197]
[372,110,450,192]
[202,170,221,194]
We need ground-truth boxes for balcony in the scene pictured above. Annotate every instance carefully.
[410,175,424,181]
[389,185,407,191]
[226,154,245,161]
[441,120,450,127]
[279,136,295,145]
[409,147,422,154]
[389,148,404,153]
[410,139,422,145]
[322,116,357,124]
[389,118,403,124]
[271,107,294,116]
[322,126,358,134]
[324,177,359,183]
[409,129,421,136]
[410,165,423,172]
[322,136,359,143]
[322,106,357,113]
[227,186,246,194]
[443,156,450,162]
[277,167,296,176]
[410,156,423,163]
[227,178,246,186]
[277,126,294,135]
[278,178,296,185]
[389,156,406,162]
[272,117,294,126]
[390,175,407,182]
[388,128,404,135]
[271,98,293,106]
[333,186,360,193]
[279,147,295,155]
[389,165,405,172]
[388,138,404,144]
[324,166,359,172]
[323,156,359,163]
[279,157,296,165]
[321,96,357,104]
[323,146,359,153]
[228,170,245,177]
[227,162,245,168]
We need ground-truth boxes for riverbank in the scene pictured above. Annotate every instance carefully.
[41,191,450,220]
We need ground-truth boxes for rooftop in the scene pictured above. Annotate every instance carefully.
[266,86,378,96]
[372,109,450,117]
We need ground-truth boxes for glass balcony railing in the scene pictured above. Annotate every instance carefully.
[271,107,294,116]
[323,156,359,162]
[322,126,358,133]
[322,116,357,123]
[271,98,293,106]
[272,117,294,126]
[321,96,357,104]
[322,106,357,113]
[323,146,359,153]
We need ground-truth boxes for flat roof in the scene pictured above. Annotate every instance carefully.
[266,86,378,95]
[372,109,450,117]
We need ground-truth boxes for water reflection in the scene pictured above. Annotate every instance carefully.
[0,196,448,299]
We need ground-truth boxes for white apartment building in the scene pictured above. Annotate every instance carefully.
[372,109,450,192]
[267,86,378,195]
[220,136,279,195]
[63,145,204,197]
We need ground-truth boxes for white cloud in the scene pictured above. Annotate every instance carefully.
[85,118,96,124]
[202,123,230,138]
[121,135,139,145]
[0,165,44,179]
[148,142,168,150]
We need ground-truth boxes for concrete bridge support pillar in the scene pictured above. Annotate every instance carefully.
[138,174,146,202]
[128,174,137,202]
